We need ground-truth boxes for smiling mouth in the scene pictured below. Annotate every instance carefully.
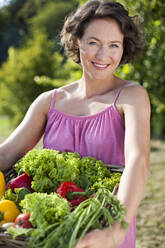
[91,62,110,70]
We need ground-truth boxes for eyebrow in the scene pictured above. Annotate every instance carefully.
[87,36,122,44]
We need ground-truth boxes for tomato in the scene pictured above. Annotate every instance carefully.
[14,213,33,228]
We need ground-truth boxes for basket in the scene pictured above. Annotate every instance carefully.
[0,164,123,248]
[0,230,28,248]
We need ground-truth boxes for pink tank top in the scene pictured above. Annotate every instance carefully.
[43,83,130,165]
[43,81,136,248]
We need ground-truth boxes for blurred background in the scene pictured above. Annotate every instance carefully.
[0,0,164,247]
[0,0,165,137]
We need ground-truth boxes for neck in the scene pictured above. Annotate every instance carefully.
[79,74,120,99]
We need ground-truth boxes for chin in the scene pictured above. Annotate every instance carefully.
[90,72,113,81]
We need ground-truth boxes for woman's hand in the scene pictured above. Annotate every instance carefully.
[75,222,127,248]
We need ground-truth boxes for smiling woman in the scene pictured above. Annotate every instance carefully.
[61,1,143,65]
[0,1,150,248]
[77,18,124,82]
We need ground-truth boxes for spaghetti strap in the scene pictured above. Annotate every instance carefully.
[50,90,56,110]
[113,82,135,105]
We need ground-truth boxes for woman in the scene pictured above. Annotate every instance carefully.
[0,0,150,247]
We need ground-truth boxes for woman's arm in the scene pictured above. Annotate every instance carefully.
[0,91,52,171]
[117,84,150,224]
[76,85,151,248]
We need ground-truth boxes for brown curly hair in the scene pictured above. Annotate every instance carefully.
[61,0,144,65]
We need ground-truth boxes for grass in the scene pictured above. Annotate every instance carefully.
[0,115,165,247]
[136,140,165,248]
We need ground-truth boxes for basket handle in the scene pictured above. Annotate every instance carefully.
[106,164,124,173]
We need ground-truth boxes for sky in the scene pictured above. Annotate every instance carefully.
[0,0,10,8]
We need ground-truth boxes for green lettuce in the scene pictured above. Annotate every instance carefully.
[14,148,121,194]
[15,149,81,193]
[20,192,71,229]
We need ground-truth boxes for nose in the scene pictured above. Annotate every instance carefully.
[95,46,109,61]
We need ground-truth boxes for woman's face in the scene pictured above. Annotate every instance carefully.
[78,18,124,81]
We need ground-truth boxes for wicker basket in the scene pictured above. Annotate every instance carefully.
[0,165,123,248]
[0,230,28,248]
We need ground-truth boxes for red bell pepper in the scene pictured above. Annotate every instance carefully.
[8,173,34,193]
[56,182,86,207]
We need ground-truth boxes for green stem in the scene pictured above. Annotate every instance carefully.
[67,191,87,200]
[69,197,105,248]
[0,211,4,222]
[32,189,126,248]
[69,208,88,248]
[77,197,106,242]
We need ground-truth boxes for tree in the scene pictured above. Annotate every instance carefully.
[0,30,82,125]
[0,32,56,125]
[117,0,165,138]
[0,0,78,64]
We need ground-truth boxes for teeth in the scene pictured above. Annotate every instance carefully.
[93,62,108,68]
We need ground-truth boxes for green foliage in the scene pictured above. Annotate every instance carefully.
[7,147,125,247]
[78,0,87,5]
[0,31,64,125]
[8,189,126,248]
[20,192,71,228]
[29,1,77,36]
[0,0,165,137]
[15,148,121,195]
[90,175,121,193]
[3,188,31,210]
[79,156,121,193]
[34,58,82,88]
[115,0,165,138]
[0,0,78,62]
[28,189,126,248]
[15,149,81,193]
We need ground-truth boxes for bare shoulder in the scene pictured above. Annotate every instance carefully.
[120,83,150,108]
[124,83,149,96]
[33,81,80,113]
[30,90,54,115]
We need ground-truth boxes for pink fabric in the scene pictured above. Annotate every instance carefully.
[43,82,136,247]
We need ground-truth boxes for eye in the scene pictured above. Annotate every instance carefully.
[88,41,97,45]
[110,44,119,48]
